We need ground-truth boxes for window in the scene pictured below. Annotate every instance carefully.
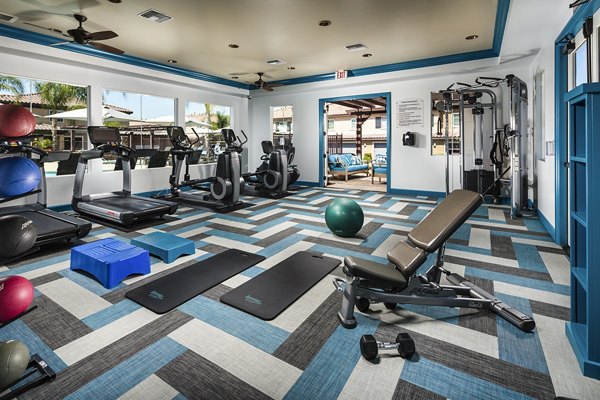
[351,118,356,130]
[0,74,88,176]
[327,119,335,130]
[574,40,588,87]
[271,106,293,150]
[185,101,232,163]
[375,116,387,129]
[533,71,545,161]
[101,89,175,171]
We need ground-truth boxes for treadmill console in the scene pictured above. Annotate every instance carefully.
[88,126,121,146]
[167,126,192,150]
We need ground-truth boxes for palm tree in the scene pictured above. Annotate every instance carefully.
[36,82,87,149]
[211,111,231,130]
[0,75,24,99]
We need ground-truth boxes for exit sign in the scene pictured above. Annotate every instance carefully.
[335,70,348,80]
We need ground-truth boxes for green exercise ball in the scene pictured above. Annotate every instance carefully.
[325,198,364,237]
[0,340,30,389]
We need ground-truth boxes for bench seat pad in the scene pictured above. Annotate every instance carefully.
[344,256,407,289]
[387,240,428,277]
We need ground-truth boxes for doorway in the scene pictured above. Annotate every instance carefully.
[319,93,391,192]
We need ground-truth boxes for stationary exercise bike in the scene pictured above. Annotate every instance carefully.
[242,138,299,195]
[166,126,244,209]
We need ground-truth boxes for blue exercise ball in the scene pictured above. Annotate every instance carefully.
[0,157,41,198]
[325,198,364,237]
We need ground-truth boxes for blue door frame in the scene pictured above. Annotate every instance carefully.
[554,0,600,245]
[318,92,392,192]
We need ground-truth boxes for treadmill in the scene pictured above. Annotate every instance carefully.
[0,139,91,260]
[72,126,178,226]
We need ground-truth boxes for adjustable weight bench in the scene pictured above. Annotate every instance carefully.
[333,189,535,332]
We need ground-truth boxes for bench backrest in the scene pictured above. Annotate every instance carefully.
[408,190,483,252]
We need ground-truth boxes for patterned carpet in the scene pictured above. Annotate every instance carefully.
[2,187,600,400]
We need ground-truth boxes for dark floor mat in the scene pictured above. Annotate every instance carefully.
[125,249,265,313]
[220,251,340,320]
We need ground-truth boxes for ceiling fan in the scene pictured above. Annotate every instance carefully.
[30,14,124,55]
[253,72,282,92]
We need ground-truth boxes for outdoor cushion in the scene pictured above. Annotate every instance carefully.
[374,167,387,174]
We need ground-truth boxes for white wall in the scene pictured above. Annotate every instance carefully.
[0,36,249,206]
[248,58,531,193]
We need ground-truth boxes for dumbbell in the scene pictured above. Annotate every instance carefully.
[359,333,415,361]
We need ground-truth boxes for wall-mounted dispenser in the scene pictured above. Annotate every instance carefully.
[403,131,415,146]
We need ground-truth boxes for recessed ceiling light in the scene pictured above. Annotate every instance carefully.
[319,20,331,27]
[167,59,177,63]
[287,66,296,70]
[465,35,478,40]
[228,44,239,48]
[231,76,239,79]
[362,53,372,58]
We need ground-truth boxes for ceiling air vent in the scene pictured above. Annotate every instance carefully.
[138,9,173,23]
[345,43,368,52]
[266,59,286,65]
[0,12,18,23]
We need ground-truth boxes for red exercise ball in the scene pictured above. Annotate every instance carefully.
[0,105,37,138]
[0,276,34,323]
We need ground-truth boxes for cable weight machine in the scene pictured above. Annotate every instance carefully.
[438,74,530,219]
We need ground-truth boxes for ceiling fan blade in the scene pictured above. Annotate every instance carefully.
[89,41,124,54]
[261,73,274,79]
[262,86,274,92]
[23,21,65,35]
[268,83,283,87]
[49,41,73,47]
[230,72,253,76]
[88,30,118,41]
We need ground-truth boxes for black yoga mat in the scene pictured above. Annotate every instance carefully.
[126,249,265,313]
[220,251,341,320]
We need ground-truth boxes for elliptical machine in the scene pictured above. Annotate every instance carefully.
[166,126,244,209]
[243,138,299,195]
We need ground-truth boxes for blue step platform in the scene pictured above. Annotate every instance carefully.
[131,231,195,263]
[71,238,151,289]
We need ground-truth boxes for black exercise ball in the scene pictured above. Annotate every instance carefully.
[0,340,30,389]
[0,215,37,259]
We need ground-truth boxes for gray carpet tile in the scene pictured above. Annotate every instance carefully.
[530,300,570,321]
[375,322,556,400]
[273,291,341,370]
[21,295,93,349]
[208,223,257,236]
[458,276,498,336]
[157,350,272,400]
[161,215,214,232]
[359,221,384,237]
[469,223,551,237]
[201,283,231,302]
[445,255,554,282]
[392,379,447,400]
[399,204,418,216]
[491,234,518,259]
[536,246,568,255]
[253,227,303,248]
[29,271,64,287]
[290,218,327,228]
[303,236,373,254]
[21,310,193,400]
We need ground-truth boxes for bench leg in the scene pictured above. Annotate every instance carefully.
[337,277,358,328]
